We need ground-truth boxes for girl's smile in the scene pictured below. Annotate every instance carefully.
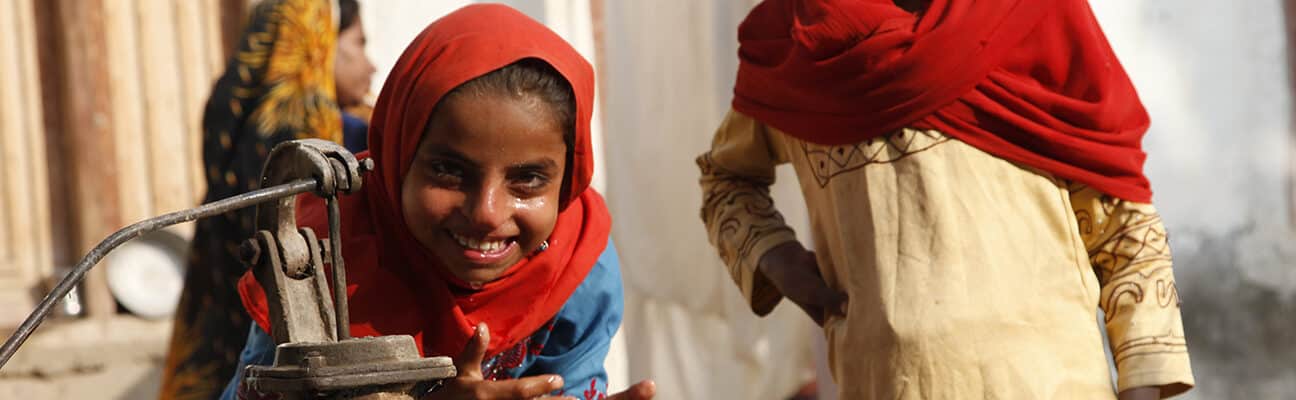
[447,230,519,264]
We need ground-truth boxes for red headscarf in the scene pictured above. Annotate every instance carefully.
[733,0,1154,201]
[238,4,609,358]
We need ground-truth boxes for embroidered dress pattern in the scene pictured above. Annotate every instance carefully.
[482,320,556,380]
[800,128,949,187]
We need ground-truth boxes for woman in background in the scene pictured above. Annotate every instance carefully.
[335,0,376,153]
[159,0,342,398]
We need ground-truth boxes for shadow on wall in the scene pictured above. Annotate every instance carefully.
[1174,226,1296,399]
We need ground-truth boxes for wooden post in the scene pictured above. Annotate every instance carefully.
[46,0,120,318]
[103,0,152,228]
[0,0,55,327]
[178,0,226,208]
[103,0,223,234]
[136,0,195,216]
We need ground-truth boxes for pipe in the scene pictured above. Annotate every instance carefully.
[0,179,318,368]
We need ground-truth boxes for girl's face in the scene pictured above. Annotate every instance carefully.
[401,93,567,286]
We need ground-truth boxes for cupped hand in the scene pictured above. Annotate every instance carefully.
[423,323,567,399]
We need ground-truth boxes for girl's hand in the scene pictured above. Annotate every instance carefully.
[757,241,848,326]
[424,323,568,399]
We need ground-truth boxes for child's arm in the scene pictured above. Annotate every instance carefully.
[1069,183,1194,398]
[696,110,800,316]
[218,325,277,400]
[697,110,844,324]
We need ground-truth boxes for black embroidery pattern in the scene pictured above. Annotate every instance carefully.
[698,153,793,276]
[1069,183,1187,365]
[800,128,949,187]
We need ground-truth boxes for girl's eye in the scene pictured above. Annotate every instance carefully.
[427,161,464,184]
[511,172,551,192]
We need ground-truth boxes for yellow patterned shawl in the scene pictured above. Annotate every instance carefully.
[160,1,338,398]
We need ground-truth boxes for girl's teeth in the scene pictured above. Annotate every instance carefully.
[453,233,505,252]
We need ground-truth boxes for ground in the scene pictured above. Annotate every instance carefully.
[0,316,169,399]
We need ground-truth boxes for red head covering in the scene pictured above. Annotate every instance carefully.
[733,0,1154,201]
[238,4,610,358]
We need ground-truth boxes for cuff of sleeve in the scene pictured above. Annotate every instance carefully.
[1116,354,1195,398]
[737,230,797,316]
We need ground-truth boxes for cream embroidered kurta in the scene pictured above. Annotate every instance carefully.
[698,110,1194,399]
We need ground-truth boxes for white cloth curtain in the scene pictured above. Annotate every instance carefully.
[600,1,818,398]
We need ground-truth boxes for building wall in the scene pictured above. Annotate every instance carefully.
[0,0,54,328]
[21,0,223,323]
[0,0,224,398]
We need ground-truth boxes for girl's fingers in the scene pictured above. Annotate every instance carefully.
[454,322,491,379]
[476,374,564,399]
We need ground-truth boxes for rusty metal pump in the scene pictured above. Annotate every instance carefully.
[0,139,455,399]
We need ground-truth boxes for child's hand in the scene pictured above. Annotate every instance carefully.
[605,380,656,400]
[424,323,567,400]
[1117,387,1159,400]
[757,241,848,326]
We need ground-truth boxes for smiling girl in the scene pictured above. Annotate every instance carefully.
[223,5,654,400]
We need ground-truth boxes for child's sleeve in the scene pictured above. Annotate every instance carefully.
[520,240,624,399]
[696,110,798,316]
[1069,183,1195,398]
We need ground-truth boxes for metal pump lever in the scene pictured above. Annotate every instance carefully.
[0,139,454,399]
[241,138,365,345]
[238,139,455,399]
[0,176,318,369]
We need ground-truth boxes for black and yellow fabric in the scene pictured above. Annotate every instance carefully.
[159,0,338,398]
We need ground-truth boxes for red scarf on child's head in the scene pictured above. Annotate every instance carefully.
[734,0,1154,201]
[238,4,609,358]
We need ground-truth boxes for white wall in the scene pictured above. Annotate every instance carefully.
[358,0,471,100]
[1092,0,1292,234]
